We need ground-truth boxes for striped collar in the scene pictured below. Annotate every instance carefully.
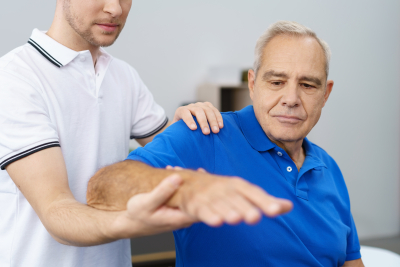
[28,29,80,68]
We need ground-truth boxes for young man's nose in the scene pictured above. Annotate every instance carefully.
[103,0,123,18]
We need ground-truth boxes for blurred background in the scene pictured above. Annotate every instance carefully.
[1,0,399,266]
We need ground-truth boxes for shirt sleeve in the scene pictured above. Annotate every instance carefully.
[129,67,168,139]
[345,213,362,261]
[0,71,59,170]
[126,119,215,172]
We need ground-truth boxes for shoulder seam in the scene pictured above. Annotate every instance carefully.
[0,45,27,70]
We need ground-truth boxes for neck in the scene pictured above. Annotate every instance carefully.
[272,139,306,171]
[46,2,99,66]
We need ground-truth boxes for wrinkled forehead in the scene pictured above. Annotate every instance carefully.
[260,35,327,80]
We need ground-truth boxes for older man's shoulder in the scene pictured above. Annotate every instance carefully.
[307,140,341,168]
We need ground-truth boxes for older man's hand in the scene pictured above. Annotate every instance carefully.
[167,170,293,226]
[87,161,293,228]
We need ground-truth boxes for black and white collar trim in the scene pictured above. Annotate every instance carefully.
[28,38,63,68]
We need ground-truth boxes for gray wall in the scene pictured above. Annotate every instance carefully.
[1,0,399,240]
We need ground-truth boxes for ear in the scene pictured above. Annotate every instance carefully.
[322,80,334,107]
[248,69,256,101]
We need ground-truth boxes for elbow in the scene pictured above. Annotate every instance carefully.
[86,165,130,211]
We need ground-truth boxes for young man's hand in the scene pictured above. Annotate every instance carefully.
[110,174,196,239]
[173,102,223,135]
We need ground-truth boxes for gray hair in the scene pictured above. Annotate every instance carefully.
[253,21,331,78]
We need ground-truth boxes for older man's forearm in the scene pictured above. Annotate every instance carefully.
[87,161,293,227]
[87,161,180,210]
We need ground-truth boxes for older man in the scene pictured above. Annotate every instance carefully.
[0,0,288,266]
[88,21,363,266]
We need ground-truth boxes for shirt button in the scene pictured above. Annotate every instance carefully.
[277,151,282,156]
[287,166,292,172]
[79,56,86,62]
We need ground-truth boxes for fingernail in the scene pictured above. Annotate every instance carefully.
[268,203,280,214]
[191,124,197,129]
[203,127,210,134]
[168,174,182,187]
[218,122,223,128]
[212,126,219,132]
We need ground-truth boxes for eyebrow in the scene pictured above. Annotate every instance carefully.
[298,76,322,86]
[261,70,289,81]
[262,70,322,86]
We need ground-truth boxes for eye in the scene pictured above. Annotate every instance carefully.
[271,81,284,86]
[301,83,315,89]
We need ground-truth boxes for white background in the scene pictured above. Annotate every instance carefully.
[1,0,399,240]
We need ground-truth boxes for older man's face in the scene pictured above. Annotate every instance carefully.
[248,35,333,146]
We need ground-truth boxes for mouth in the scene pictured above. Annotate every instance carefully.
[96,23,119,32]
[273,115,303,124]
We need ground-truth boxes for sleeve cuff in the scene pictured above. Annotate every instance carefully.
[345,250,361,261]
[0,141,60,170]
[130,116,169,139]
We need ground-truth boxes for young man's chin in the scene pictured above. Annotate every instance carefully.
[90,35,119,47]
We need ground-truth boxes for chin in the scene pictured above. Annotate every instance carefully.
[271,131,304,143]
[90,36,118,47]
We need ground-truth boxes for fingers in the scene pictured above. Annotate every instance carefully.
[166,165,184,171]
[197,103,220,134]
[235,179,293,217]
[197,168,207,173]
[166,165,205,173]
[195,206,223,227]
[227,194,262,225]
[173,107,197,130]
[211,199,242,225]
[172,102,223,135]
[190,106,210,135]
[204,102,224,129]
[129,174,183,212]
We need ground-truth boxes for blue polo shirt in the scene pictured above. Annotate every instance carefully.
[127,105,361,267]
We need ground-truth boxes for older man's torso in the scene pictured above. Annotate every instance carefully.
[128,105,360,267]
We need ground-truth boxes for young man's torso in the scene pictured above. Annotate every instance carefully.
[0,29,167,267]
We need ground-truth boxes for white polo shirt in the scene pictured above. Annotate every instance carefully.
[0,29,168,267]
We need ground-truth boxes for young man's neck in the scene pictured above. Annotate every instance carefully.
[47,7,99,66]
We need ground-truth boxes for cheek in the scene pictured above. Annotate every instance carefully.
[253,87,279,111]
[303,97,325,125]
[121,1,132,18]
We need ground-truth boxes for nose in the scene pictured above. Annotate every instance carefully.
[280,82,301,108]
[104,0,123,18]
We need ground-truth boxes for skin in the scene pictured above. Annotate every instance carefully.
[87,161,293,227]
[249,34,333,171]
[248,34,363,267]
[82,29,362,265]
[48,0,223,136]
[6,0,227,247]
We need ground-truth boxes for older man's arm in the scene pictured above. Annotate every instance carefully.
[87,160,293,226]
[342,259,364,267]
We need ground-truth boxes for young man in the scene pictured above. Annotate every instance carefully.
[0,0,232,266]
[88,21,364,266]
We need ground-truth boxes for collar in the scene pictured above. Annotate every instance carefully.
[28,29,111,68]
[236,105,327,169]
[236,105,275,152]
[28,29,79,68]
